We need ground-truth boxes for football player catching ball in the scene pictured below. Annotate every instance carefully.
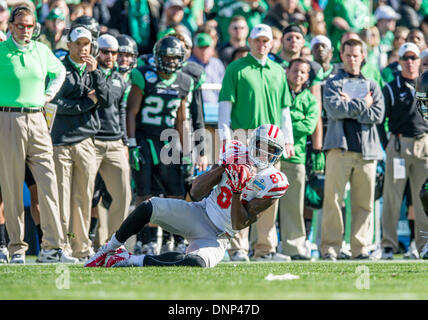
[85,124,290,268]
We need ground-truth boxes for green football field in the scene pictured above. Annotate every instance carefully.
[1,259,427,300]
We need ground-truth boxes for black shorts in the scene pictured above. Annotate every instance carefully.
[133,137,185,197]
[25,165,36,188]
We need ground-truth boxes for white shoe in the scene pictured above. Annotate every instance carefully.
[230,250,249,262]
[0,245,8,264]
[253,252,291,262]
[37,248,78,263]
[10,254,25,264]
[104,248,133,267]
[403,241,419,259]
[84,244,114,267]
[381,247,394,260]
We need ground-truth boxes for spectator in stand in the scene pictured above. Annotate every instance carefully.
[158,0,191,39]
[263,0,304,31]
[270,26,282,54]
[38,8,68,51]
[218,15,249,66]
[398,0,422,29]
[407,28,428,51]
[0,0,9,37]
[307,10,327,38]
[279,58,319,260]
[420,49,428,72]
[321,38,385,260]
[82,0,111,33]
[382,26,410,83]
[375,5,401,64]
[231,46,250,61]
[380,42,428,260]
[196,24,220,51]
[70,2,93,22]
[108,0,160,54]
[189,32,225,105]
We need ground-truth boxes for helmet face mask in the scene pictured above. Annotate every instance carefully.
[248,125,285,169]
[416,70,428,121]
[153,36,184,74]
[116,34,138,73]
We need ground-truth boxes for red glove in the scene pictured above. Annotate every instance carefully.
[224,163,254,193]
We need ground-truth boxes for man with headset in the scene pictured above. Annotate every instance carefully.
[50,24,107,261]
[0,6,77,264]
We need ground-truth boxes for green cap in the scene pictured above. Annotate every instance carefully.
[195,33,212,48]
[46,8,65,21]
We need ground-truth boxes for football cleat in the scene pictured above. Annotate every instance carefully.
[36,248,79,263]
[84,244,114,267]
[420,231,428,259]
[0,245,9,264]
[104,248,133,267]
[10,254,25,264]
[403,240,419,259]
[230,250,249,262]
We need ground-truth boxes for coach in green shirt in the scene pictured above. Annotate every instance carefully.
[0,6,77,264]
[218,24,294,262]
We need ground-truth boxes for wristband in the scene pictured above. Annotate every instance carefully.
[128,137,137,148]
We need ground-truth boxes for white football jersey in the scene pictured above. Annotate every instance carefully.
[203,141,289,237]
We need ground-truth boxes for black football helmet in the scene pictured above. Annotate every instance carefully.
[116,34,138,73]
[153,36,185,74]
[70,16,100,39]
[416,70,428,121]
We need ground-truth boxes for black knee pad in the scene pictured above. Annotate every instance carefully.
[185,254,206,268]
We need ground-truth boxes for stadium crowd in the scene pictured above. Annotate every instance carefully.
[0,0,427,265]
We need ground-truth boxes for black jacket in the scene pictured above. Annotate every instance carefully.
[95,68,129,144]
[51,55,107,146]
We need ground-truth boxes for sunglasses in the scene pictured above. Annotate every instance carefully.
[100,49,118,55]
[232,25,246,30]
[14,23,34,30]
[400,55,420,61]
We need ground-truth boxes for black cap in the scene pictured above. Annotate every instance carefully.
[282,24,304,36]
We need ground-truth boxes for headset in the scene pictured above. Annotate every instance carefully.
[66,26,99,57]
[9,6,41,41]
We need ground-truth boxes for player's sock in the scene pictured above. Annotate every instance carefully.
[36,224,43,246]
[127,254,145,266]
[106,234,123,252]
[115,200,153,243]
[0,224,6,247]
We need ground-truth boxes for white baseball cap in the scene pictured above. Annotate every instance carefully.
[375,5,401,21]
[69,27,92,42]
[165,0,184,9]
[398,42,420,58]
[98,34,119,50]
[310,35,332,50]
[249,24,273,40]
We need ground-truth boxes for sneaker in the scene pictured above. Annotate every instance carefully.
[230,250,249,262]
[353,254,370,260]
[321,253,337,261]
[290,254,311,261]
[36,248,78,263]
[141,241,159,256]
[84,244,114,267]
[381,247,394,260]
[338,247,352,260]
[10,254,25,264]
[253,252,291,262]
[160,241,174,254]
[104,248,133,268]
[0,245,8,264]
[404,241,419,259]
[175,240,187,255]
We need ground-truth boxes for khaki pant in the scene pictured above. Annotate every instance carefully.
[321,149,377,258]
[279,161,306,256]
[0,112,64,255]
[381,134,428,253]
[94,139,131,240]
[53,137,98,258]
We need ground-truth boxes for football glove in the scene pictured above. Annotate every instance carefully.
[224,163,254,193]
[311,149,325,173]
[129,146,144,171]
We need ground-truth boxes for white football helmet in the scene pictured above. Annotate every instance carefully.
[248,124,285,169]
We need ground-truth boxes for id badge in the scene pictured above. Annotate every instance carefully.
[393,158,406,180]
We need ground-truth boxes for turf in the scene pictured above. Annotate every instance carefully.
[1,260,427,300]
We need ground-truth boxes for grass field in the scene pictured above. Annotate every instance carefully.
[1,259,427,300]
